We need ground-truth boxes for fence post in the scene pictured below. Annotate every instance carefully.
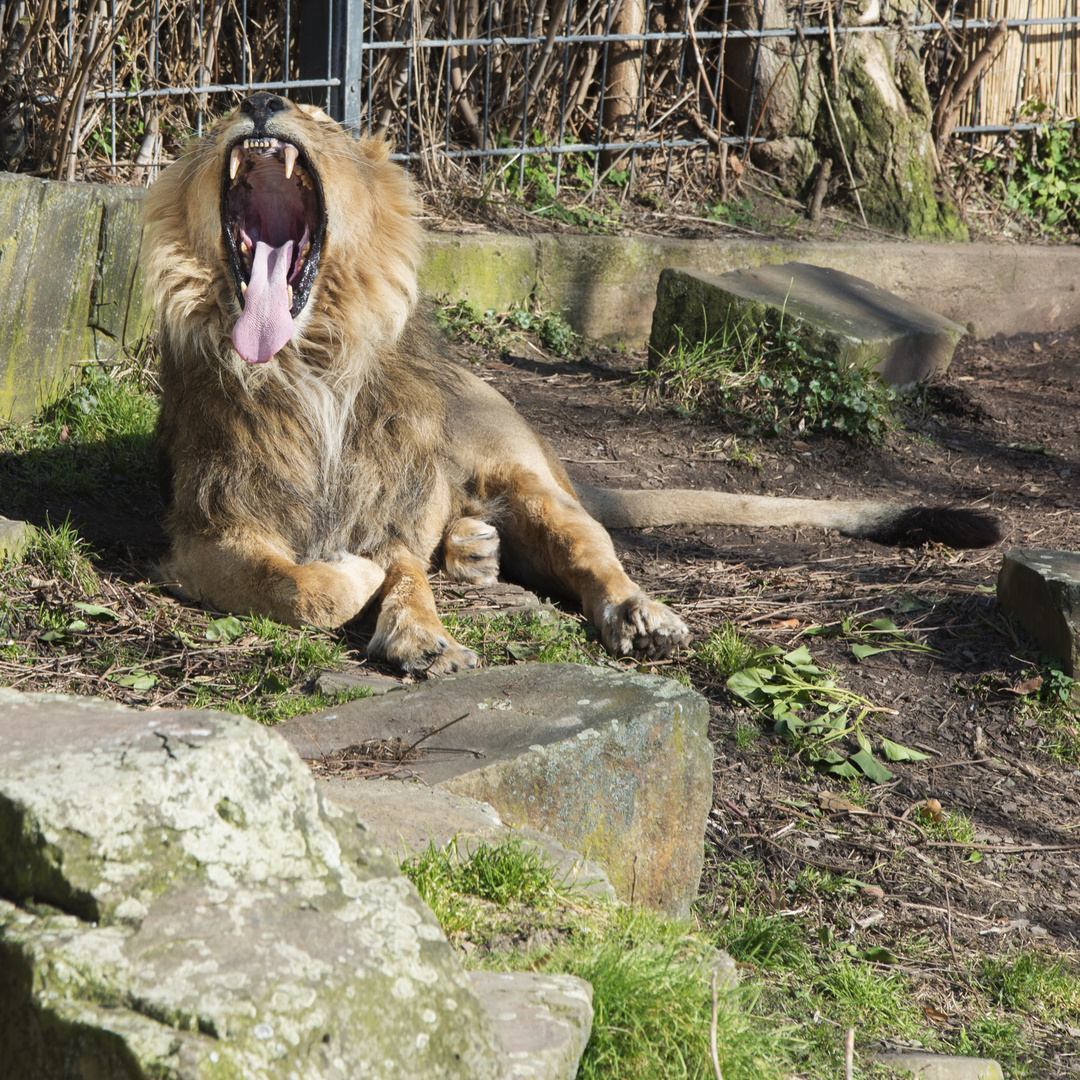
[296,0,364,126]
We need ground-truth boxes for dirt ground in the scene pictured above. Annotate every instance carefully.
[469,326,1080,1064]
[6,315,1080,1071]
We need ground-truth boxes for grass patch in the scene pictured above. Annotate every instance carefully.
[440,609,606,668]
[697,859,1071,1079]
[642,317,895,443]
[403,837,797,1080]
[0,361,159,514]
[435,297,581,359]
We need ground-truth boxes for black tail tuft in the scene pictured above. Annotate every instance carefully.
[864,507,1002,549]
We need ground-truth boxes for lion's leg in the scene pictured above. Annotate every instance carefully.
[442,516,500,585]
[497,472,690,660]
[160,533,385,628]
[368,545,480,676]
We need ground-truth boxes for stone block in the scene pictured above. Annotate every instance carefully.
[648,263,967,388]
[873,1051,1003,1080]
[0,515,33,561]
[0,687,508,1079]
[997,550,1080,676]
[420,232,538,314]
[470,971,593,1080]
[320,781,617,902]
[0,173,150,421]
[276,663,714,918]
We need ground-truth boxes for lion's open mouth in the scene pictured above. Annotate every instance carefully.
[222,136,325,364]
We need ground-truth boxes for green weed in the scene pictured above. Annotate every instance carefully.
[725,642,929,783]
[493,132,627,230]
[692,622,758,680]
[0,363,159,514]
[434,297,581,359]
[982,110,1080,232]
[440,609,604,667]
[643,317,895,443]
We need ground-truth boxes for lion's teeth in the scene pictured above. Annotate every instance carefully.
[283,144,298,180]
[230,146,242,181]
[240,281,247,295]
[287,284,294,307]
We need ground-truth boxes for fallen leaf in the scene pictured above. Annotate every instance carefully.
[768,618,800,629]
[922,1006,951,1025]
[818,792,868,815]
[1004,675,1042,696]
[860,885,885,900]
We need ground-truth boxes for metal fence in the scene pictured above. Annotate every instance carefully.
[7,0,1079,190]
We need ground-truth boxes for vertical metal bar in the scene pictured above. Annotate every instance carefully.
[627,0,651,193]
[109,0,116,169]
[554,0,573,193]
[327,0,335,114]
[366,0,376,132]
[284,0,291,90]
[404,0,413,158]
[594,0,616,186]
[520,0,533,189]
[197,0,205,136]
[344,0,364,126]
[664,0,693,189]
[742,0,764,148]
[445,0,455,154]
[481,0,495,183]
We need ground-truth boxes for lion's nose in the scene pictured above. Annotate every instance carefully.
[239,93,288,131]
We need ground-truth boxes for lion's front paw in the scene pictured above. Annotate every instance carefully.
[600,592,690,660]
[292,554,386,627]
[370,617,480,677]
[443,517,500,585]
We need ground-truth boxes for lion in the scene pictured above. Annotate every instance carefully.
[142,92,1001,676]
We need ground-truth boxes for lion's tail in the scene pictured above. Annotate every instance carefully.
[574,485,1001,549]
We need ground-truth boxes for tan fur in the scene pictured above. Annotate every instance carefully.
[144,94,998,674]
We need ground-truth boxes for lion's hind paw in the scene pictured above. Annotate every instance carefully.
[443,517,500,585]
[600,592,690,661]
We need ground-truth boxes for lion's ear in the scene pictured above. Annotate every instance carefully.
[297,103,334,123]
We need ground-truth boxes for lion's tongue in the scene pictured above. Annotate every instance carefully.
[232,239,295,364]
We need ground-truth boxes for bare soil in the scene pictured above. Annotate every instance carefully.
[472,328,1080,1071]
[5,321,1080,1072]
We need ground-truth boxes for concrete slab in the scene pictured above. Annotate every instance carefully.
[275,663,713,918]
[997,550,1080,678]
[873,1051,1003,1080]
[0,515,33,561]
[427,232,1080,344]
[0,687,509,1080]
[470,971,593,1080]
[647,263,966,387]
[317,780,617,900]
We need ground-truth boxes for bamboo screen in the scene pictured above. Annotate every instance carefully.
[960,0,1080,130]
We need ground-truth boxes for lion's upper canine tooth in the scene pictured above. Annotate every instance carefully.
[283,144,298,180]
[241,281,247,295]
[230,146,243,181]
